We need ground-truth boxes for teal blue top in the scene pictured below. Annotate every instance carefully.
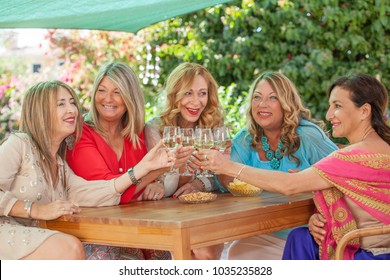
[231,119,338,170]
[218,119,338,238]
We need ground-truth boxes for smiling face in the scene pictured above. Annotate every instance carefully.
[53,87,78,140]
[326,86,365,142]
[179,74,209,127]
[95,76,127,125]
[251,80,284,132]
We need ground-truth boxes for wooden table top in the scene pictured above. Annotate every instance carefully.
[51,191,313,227]
[41,191,314,259]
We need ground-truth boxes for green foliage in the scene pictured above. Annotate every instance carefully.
[218,83,247,136]
[141,0,389,140]
[0,0,389,142]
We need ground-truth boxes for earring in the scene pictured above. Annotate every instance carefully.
[65,135,75,150]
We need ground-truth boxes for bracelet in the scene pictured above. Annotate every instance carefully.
[24,200,33,219]
[127,168,142,185]
[198,176,213,192]
[235,165,246,180]
[156,174,165,185]
[193,178,206,192]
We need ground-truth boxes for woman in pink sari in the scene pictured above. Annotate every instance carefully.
[197,73,390,260]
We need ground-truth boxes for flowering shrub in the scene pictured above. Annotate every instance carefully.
[0,80,19,140]
[1,0,388,141]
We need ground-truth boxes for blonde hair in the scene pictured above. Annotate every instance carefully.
[159,62,224,131]
[20,80,82,185]
[85,62,145,147]
[246,71,324,166]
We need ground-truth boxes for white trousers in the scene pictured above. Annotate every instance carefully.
[227,234,286,260]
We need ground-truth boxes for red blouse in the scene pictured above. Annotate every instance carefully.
[67,123,148,203]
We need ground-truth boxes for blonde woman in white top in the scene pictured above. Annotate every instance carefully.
[0,80,172,259]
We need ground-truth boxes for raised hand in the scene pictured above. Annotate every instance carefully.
[141,140,174,172]
[197,149,230,174]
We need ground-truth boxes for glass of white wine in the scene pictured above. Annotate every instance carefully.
[194,127,214,177]
[180,128,195,176]
[213,126,232,152]
[163,126,181,174]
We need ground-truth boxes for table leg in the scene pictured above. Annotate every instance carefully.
[172,228,191,260]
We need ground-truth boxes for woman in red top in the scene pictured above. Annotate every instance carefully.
[67,62,170,260]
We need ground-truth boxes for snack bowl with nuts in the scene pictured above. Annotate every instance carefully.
[227,178,262,197]
[178,192,217,204]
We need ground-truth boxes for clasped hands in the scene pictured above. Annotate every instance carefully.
[175,143,232,175]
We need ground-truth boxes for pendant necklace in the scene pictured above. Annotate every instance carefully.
[118,138,126,173]
[261,136,284,169]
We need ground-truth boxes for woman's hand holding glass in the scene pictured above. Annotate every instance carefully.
[140,139,175,172]
[213,126,233,152]
[179,128,195,176]
[194,127,214,177]
[162,126,181,174]
[197,148,231,175]
[173,145,195,172]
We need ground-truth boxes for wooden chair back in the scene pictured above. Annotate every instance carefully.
[335,225,390,260]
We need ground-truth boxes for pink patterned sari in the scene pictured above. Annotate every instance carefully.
[312,148,390,260]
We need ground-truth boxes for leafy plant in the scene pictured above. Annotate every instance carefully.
[1,0,388,143]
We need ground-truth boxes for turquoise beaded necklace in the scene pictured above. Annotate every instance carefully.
[261,136,284,169]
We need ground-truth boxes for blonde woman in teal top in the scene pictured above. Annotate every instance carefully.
[219,71,338,260]
[231,119,337,171]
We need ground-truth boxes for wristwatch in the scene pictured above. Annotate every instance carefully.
[127,168,142,185]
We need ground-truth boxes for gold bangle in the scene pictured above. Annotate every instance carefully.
[235,165,246,180]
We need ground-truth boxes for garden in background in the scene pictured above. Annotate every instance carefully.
[1,0,389,141]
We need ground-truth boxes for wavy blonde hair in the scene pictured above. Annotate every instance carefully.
[20,80,83,186]
[159,62,224,131]
[85,62,145,148]
[246,71,324,166]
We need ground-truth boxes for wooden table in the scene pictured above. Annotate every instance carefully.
[39,192,314,259]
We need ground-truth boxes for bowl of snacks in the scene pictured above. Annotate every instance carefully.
[227,178,262,196]
[178,192,217,204]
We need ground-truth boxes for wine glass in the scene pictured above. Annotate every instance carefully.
[163,126,181,174]
[194,127,214,177]
[213,126,232,152]
[180,128,195,176]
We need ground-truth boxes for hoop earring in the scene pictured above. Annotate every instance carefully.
[65,135,75,150]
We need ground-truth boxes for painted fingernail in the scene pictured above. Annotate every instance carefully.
[173,195,177,198]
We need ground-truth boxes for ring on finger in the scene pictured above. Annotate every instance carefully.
[204,154,208,160]
[189,155,195,161]
[153,194,158,200]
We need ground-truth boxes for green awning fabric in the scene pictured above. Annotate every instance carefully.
[0,0,232,33]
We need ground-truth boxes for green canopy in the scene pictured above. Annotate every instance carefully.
[0,0,232,33]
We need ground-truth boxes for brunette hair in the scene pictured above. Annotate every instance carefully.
[328,73,390,144]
